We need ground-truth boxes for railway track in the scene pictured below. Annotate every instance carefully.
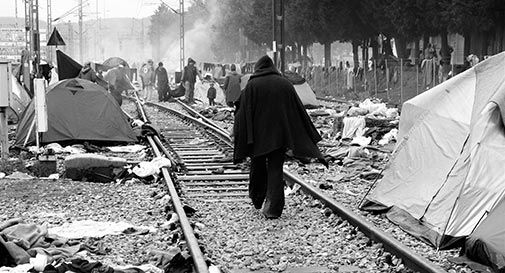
[124,95,447,273]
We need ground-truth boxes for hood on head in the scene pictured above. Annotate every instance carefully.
[251,55,280,79]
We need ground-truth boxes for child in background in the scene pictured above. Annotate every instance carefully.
[207,82,217,106]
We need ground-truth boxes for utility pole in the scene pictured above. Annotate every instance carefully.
[31,0,40,77]
[95,0,98,60]
[47,0,52,63]
[24,0,31,56]
[272,0,285,74]
[79,0,83,62]
[15,0,19,26]
[179,0,184,72]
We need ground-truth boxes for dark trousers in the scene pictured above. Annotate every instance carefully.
[249,148,285,218]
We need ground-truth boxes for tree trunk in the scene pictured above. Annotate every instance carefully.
[324,41,332,68]
[422,33,429,53]
[352,40,360,68]
[302,44,308,69]
[296,42,302,63]
[395,37,408,59]
[383,37,394,57]
[413,39,420,64]
[496,25,504,53]
[464,32,471,59]
[440,29,451,82]
[479,31,489,58]
[362,39,368,70]
[370,36,379,60]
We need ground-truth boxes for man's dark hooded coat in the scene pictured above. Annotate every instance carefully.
[233,56,324,163]
[233,56,324,218]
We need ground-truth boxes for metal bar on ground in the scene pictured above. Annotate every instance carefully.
[282,169,447,273]
[148,136,209,273]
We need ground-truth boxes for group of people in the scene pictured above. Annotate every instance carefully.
[182,58,242,107]
[138,60,171,103]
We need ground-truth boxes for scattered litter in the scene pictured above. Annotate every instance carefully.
[351,136,372,147]
[0,172,5,179]
[132,157,172,178]
[5,171,34,180]
[0,264,34,273]
[107,145,146,153]
[284,184,301,196]
[30,253,49,272]
[48,220,156,239]
[27,146,43,154]
[63,145,86,154]
[47,173,59,180]
[342,117,366,139]
[44,143,64,153]
[347,106,368,117]
[378,129,398,146]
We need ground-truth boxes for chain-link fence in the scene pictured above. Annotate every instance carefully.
[304,58,454,106]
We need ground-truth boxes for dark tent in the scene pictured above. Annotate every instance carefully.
[47,27,66,46]
[103,57,130,68]
[56,50,82,80]
[14,78,137,146]
[466,197,505,272]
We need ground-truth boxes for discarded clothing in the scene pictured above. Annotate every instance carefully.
[0,220,81,266]
[342,117,366,139]
[48,220,155,239]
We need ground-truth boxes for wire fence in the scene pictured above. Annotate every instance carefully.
[303,58,456,106]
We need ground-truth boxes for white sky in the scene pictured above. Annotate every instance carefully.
[1,0,182,21]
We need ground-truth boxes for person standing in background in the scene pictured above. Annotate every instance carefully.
[223,64,242,108]
[140,60,155,101]
[155,62,169,102]
[181,58,202,104]
[207,82,216,106]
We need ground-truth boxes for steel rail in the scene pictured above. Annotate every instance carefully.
[173,99,447,273]
[144,101,232,143]
[174,99,230,137]
[129,95,209,273]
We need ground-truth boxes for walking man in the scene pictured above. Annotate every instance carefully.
[233,56,326,219]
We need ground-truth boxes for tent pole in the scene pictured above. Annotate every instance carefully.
[23,118,36,147]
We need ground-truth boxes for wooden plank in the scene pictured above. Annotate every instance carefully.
[183,170,247,175]
[186,192,249,198]
[183,162,235,166]
[184,181,249,186]
[178,174,249,181]
[185,187,247,192]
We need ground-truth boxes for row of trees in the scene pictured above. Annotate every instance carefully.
[210,0,505,68]
[148,0,505,70]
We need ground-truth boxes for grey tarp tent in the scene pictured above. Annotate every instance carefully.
[14,78,137,146]
[466,197,505,272]
[360,51,505,262]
